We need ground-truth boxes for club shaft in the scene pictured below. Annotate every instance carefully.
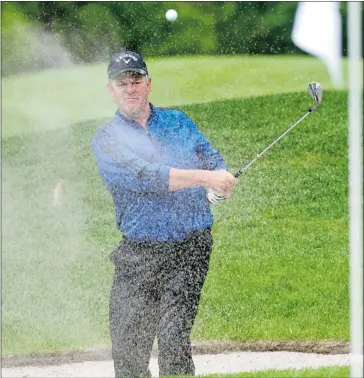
[234,105,318,178]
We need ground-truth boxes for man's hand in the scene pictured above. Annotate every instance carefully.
[204,170,237,198]
[206,188,226,204]
[168,168,238,195]
[203,170,238,204]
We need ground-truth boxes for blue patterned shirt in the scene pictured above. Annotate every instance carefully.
[92,103,227,242]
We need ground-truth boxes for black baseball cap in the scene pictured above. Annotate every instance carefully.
[108,50,148,79]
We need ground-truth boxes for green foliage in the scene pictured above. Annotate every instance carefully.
[215,2,298,54]
[1,2,38,74]
[61,3,121,62]
[1,2,74,76]
[2,1,358,76]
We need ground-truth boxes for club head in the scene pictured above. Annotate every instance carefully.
[307,82,323,104]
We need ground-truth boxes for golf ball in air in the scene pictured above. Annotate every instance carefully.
[166,9,178,22]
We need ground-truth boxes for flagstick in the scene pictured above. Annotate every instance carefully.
[348,2,363,378]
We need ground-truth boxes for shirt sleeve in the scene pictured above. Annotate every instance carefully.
[92,129,170,194]
[183,113,228,171]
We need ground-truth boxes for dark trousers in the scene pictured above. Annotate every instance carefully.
[109,228,213,378]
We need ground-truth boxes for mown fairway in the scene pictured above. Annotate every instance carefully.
[2,55,347,138]
[2,56,349,356]
[201,365,349,378]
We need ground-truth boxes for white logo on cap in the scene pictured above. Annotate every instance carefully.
[116,53,138,63]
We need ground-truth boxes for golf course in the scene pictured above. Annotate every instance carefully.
[3,54,350,367]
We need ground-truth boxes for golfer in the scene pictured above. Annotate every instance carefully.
[92,50,237,377]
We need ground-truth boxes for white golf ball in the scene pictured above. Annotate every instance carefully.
[166,9,178,22]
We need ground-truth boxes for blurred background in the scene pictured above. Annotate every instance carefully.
[1,1,353,76]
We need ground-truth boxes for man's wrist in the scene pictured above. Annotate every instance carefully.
[169,168,211,191]
[197,170,211,188]
[183,169,210,188]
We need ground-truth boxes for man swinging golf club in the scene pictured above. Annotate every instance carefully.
[92,50,237,377]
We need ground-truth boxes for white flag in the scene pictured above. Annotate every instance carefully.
[292,2,344,88]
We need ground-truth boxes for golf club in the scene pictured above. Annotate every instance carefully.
[233,82,323,178]
[207,82,322,204]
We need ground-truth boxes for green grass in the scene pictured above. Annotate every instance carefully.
[2,86,349,356]
[187,92,349,341]
[198,365,350,378]
[2,55,349,139]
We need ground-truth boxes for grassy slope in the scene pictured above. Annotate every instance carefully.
[2,89,349,356]
[2,55,348,139]
[186,93,349,341]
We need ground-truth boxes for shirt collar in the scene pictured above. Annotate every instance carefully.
[115,103,155,125]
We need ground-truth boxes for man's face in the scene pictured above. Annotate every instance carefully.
[108,72,151,119]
